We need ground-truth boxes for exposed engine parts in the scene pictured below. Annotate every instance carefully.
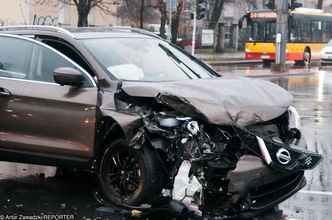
[113,92,322,217]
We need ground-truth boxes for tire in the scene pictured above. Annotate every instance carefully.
[98,139,164,206]
[294,60,304,66]
[295,49,311,67]
[262,60,272,67]
[303,49,311,66]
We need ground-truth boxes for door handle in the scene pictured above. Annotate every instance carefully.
[0,87,11,96]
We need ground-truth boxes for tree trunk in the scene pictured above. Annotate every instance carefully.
[209,0,224,30]
[209,0,225,52]
[317,0,323,9]
[140,0,145,29]
[77,12,89,27]
[75,1,92,27]
[158,0,167,39]
[171,1,184,44]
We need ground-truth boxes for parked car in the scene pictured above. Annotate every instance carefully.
[177,38,202,49]
[320,39,332,66]
[0,26,322,218]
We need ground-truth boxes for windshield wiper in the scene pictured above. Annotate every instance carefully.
[158,43,202,78]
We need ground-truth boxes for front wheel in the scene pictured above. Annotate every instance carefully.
[98,140,164,206]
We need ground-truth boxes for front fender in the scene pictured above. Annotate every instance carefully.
[100,108,144,145]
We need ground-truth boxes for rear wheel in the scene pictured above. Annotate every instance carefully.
[296,49,311,67]
[262,60,272,67]
[98,140,164,206]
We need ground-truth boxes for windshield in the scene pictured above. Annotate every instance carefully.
[81,38,215,81]
[249,20,276,41]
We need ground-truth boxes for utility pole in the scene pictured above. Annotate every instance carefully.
[192,0,206,55]
[169,0,172,40]
[192,8,197,55]
[271,0,289,72]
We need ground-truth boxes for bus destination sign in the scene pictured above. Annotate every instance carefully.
[250,12,277,19]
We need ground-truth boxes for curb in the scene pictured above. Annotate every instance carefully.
[205,60,262,65]
[222,70,316,78]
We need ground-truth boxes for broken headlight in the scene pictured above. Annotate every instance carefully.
[288,106,301,129]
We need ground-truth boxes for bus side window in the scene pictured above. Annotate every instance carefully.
[311,21,323,43]
[290,20,300,42]
[299,20,311,42]
[322,21,331,43]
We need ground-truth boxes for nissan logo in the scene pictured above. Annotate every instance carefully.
[276,148,291,165]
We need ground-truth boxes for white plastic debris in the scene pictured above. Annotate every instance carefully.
[172,160,203,216]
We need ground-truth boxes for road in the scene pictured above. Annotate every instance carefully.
[221,64,332,220]
[0,64,331,219]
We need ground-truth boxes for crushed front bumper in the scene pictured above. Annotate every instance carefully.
[224,124,322,218]
[231,124,322,173]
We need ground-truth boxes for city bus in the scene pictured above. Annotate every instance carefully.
[239,8,332,66]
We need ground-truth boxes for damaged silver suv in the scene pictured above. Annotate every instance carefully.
[0,26,322,218]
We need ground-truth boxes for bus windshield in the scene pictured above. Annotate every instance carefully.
[249,20,276,42]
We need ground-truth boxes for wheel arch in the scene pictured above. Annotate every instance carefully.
[93,110,144,168]
[304,46,311,54]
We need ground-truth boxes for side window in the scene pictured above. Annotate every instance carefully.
[311,21,322,43]
[322,21,331,43]
[299,20,311,42]
[0,36,33,79]
[0,35,93,87]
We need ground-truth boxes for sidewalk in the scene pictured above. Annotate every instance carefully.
[220,67,318,78]
[194,52,261,65]
[195,52,245,60]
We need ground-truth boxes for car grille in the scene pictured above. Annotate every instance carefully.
[248,172,305,210]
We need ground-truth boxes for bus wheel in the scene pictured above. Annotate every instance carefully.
[263,60,272,67]
[303,49,311,66]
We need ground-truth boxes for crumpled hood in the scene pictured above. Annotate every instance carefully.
[121,77,293,126]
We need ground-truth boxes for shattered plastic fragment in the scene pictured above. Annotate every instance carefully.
[172,160,203,215]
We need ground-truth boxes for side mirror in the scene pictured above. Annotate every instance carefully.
[239,15,248,29]
[53,67,84,87]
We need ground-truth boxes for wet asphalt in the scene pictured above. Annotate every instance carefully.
[0,64,331,219]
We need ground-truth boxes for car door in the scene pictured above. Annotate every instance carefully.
[0,34,98,165]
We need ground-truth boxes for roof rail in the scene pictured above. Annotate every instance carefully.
[114,26,162,39]
[0,25,163,40]
[66,26,162,39]
[0,25,76,38]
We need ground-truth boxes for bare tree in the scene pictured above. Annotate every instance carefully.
[33,0,116,27]
[171,0,184,44]
[207,0,224,52]
[157,0,167,39]
[139,0,145,28]
[208,0,224,30]
[118,0,159,28]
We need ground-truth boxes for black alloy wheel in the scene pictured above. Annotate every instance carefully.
[98,140,164,206]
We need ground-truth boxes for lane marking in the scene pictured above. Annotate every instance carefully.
[299,190,332,196]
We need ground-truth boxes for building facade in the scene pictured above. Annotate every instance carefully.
[0,0,117,27]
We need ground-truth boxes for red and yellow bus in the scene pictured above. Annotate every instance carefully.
[239,8,332,66]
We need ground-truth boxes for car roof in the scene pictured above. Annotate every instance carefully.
[0,25,161,40]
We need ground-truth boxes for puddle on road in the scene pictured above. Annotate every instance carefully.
[0,162,57,179]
